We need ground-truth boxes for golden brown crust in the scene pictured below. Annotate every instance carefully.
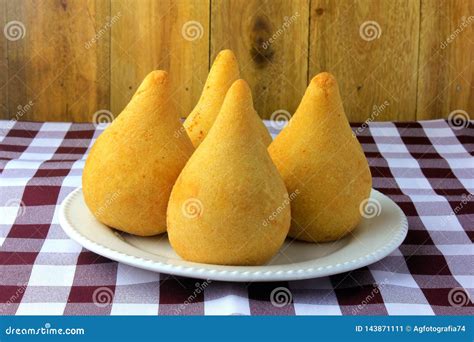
[82,70,194,236]
[268,72,372,243]
[167,79,290,266]
[310,71,337,89]
[184,50,240,148]
[184,50,272,148]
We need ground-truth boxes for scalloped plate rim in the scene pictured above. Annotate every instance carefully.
[59,188,408,282]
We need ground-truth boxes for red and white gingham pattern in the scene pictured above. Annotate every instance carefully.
[0,119,472,315]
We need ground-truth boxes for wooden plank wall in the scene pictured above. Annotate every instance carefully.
[0,0,472,122]
[5,0,110,122]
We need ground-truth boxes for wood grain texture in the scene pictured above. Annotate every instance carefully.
[0,0,472,122]
[211,0,309,119]
[5,0,110,122]
[309,0,420,122]
[417,0,473,120]
[0,0,7,116]
[111,0,209,118]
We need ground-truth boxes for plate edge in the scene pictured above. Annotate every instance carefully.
[59,188,409,282]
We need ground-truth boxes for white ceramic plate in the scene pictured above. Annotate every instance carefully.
[59,188,407,282]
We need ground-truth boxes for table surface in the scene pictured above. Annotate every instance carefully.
[0,119,472,316]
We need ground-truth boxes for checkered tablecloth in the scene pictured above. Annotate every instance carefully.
[0,119,472,316]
